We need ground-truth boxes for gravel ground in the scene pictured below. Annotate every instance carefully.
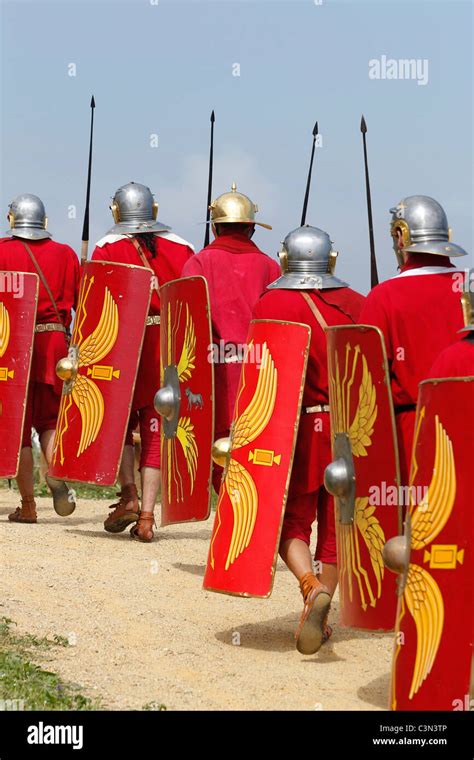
[0,490,393,711]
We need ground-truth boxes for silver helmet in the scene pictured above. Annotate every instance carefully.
[5,194,52,240]
[108,182,171,235]
[390,195,467,264]
[267,225,348,291]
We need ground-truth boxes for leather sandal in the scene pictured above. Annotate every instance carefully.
[130,511,155,543]
[295,571,332,655]
[104,483,139,533]
[8,496,37,524]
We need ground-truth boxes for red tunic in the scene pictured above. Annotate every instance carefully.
[253,287,366,497]
[0,236,80,393]
[428,337,474,378]
[182,231,280,436]
[359,253,466,483]
[92,233,194,411]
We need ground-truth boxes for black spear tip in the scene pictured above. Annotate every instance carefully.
[312,121,318,137]
[360,114,367,133]
[210,109,215,122]
[90,95,96,108]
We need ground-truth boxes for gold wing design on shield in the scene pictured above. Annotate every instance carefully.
[211,342,277,570]
[396,415,455,701]
[166,302,199,502]
[53,283,119,463]
[329,342,382,609]
[404,564,444,699]
[410,415,456,549]
[73,287,119,456]
[0,302,11,358]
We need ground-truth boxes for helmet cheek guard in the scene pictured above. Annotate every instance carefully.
[110,200,120,224]
[278,247,288,273]
[328,250,338,275]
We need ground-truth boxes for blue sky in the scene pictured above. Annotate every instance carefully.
[1,0,472,293]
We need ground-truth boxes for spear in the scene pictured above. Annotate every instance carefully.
[204,109,215,248]
[80,95,96,265]
[360,115,379,288]
[300,121,318,226]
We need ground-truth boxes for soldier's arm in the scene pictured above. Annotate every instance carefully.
[359,289,393,362]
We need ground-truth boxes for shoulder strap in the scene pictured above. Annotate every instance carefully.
[300,291,328,330]
[130,237,159,291]
[21,240,64,328]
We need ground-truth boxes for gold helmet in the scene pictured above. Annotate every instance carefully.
[208,183,272,229]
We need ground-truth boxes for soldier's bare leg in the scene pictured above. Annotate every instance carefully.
[280,539,338,595]
[279,491,333,655]
[8,446,37,523]
[140,467,161,513]
[40,429,55,464]
[15,446,35,498]
[317,562,338,597]
[118,445,135,487]
[280,537,313,578]
[129,467,160,542]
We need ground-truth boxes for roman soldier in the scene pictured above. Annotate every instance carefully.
[252,225,365,654]
[0,194,80,522]
[91,182,194,541]
[181,183,280,492]
[359,196,468,484]
[429,272,474,377]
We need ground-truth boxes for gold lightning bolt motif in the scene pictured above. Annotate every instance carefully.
[164,301,199,503]
[329,344,383,609]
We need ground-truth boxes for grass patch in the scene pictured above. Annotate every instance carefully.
[0,617,101,711]
[0,479,120,501]
[142,701,167,711]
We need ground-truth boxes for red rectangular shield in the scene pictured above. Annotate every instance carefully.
[159,276,214,526]
[390,377,474,710]
[49,260,152,485]
[0,272,38,477]
[203,319,311,598]
[326,325,401,630]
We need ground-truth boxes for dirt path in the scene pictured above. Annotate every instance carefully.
[0,491,393,711]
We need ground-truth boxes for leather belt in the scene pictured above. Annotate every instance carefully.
[304,404,330,414]
[146,315,160,326]
[35,323,66,334]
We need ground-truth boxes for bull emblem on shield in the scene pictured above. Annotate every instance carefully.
[185,387,204,411]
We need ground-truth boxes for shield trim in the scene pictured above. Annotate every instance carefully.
[51,260,152,485]
[325,322,402,534]
[389,376,474,710]
[0,271,39,478]
[204,318,311,599]
[160,275,214,526]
